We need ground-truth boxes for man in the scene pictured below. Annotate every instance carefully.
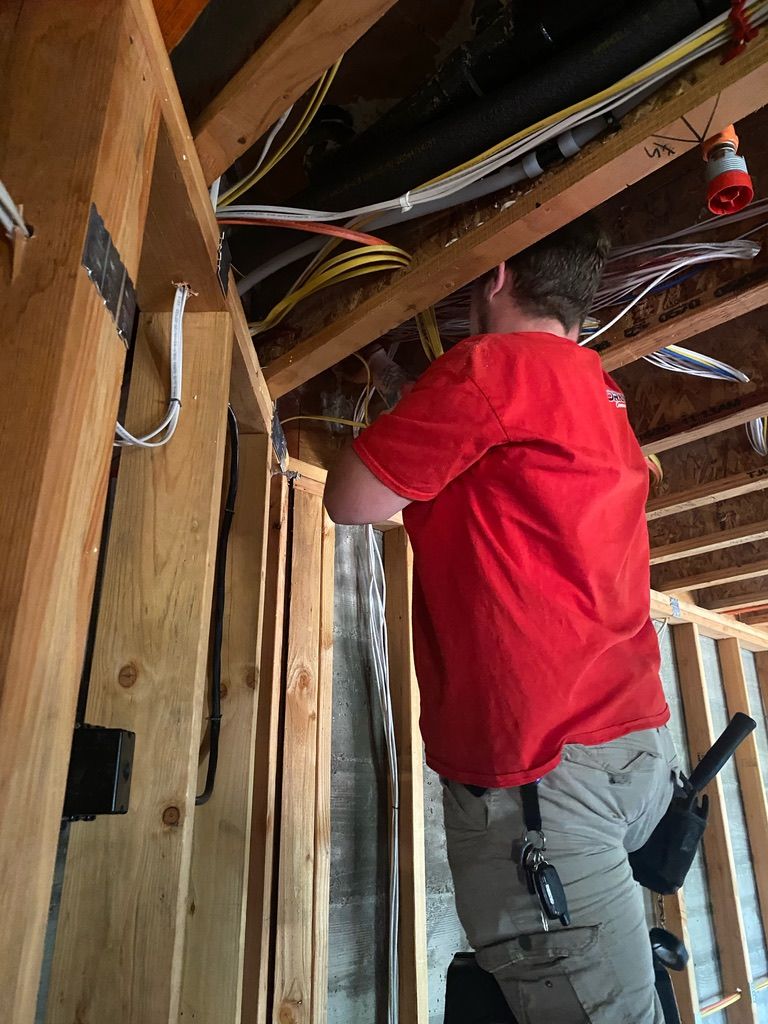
[324,217,678,1024]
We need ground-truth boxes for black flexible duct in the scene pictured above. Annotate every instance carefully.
[196,405,240,807]
[346,0,636,148]
[301,0,729,212]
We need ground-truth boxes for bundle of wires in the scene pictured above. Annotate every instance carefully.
[219,3,768,232]
[415,306,444,361]
[115,283,190,448]
[0,179,30,240]
[748,417,768,456]
[217,61,341,209]
[365,524,400,1024]
[213,218,411,337]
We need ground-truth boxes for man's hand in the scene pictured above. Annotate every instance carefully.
[367,347,416,409]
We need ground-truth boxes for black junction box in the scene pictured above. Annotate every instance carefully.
[62,724,135,821]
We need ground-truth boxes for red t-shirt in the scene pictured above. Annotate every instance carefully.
[353,332,668,787]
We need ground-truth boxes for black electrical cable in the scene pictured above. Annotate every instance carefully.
[196,405,240,806]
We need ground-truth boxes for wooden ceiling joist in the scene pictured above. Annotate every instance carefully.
[650,520,768,566]
[647,467,768,520]
[738,608,768,626]
[153,0,207,49]
[699,577,768,613]
[653,548,768,594]
[193,0,399,185]
[638,390,768,456]
[260,37,768,398]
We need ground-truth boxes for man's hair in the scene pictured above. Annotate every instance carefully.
[495,215,610,332]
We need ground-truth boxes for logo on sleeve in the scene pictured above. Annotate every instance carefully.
[606,388,627,409]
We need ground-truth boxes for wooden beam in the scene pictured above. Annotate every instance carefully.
[647,468,768,520]
[179,434,272,1023]
[650,591,768,652]
[653,549,768,594]
[672,624,757,1024]
[615,304,768,454]
[385,529,429,1024]
[311,510,335,1024]
[651,520,768,566]
[260,35,768,397]
[242,472,290,1024]
[47,311,232,1024]
[153,0,208,50]
[660,890,700,1024]
[756,651,768,720]
[131,0,274,434]
[738,608,768,627]
[717,637,768,961]
[639,390,768,456]
[192,0,399,185]
[272,486,323,1024]
[0,4,158,1019]
[699,578,768,614]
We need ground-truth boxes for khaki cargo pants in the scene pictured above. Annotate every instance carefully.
[443,726,679,1024]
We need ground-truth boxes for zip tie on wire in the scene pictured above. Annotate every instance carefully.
[399,191,414,213]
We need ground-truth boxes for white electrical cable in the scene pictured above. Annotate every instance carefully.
[365,523,400,1024]
[0,179,30,239]
[115,283,190,448]
[219,3,768,232]
[748,417,768,455]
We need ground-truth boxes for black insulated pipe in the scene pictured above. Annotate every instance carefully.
[353,0,637,146]
[302,0,730,213]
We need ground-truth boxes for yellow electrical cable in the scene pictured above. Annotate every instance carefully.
[249,247,410,335]
[281,414,368,429]
[218,60,342,208]
[352,352,372,424]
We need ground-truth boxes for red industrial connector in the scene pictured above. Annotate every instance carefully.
[701,124,754,216]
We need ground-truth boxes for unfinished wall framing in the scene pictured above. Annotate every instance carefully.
[4,2,768,1024]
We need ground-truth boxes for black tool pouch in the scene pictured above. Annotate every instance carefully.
[629,784,709,894]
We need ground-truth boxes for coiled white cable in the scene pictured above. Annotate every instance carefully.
[115,283,190,448]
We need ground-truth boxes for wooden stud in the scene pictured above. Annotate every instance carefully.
[653,552,768,594]
[385,529,429,1024]
[192,0,399,185]
[46,311,233,1024]
[0,4,158,1019]
[650,522,768,566]
[130,0,274,435]
[755,651,768,720]
[311,510,336,1024]
[242,473,290,1024]
[179,434,273,1023]
[260,36,768,397]
[717,638,768,959]
[660,890,700,1024]
[672,623,757,1024]
[272,486,323,1024]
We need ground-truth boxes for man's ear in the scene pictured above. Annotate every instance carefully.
[488,262,507,301]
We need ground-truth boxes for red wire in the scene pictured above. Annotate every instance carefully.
[722,0,759,62]
[216,216,393,247]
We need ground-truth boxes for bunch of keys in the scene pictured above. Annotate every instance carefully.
[517,832,571,930]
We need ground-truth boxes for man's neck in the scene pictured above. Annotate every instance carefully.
[488,314,580,342]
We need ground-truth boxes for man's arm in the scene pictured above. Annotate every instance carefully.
[324,446,412,525]
[325,348,414,525]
